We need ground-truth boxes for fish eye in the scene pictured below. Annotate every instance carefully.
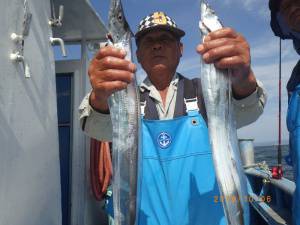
[118,12,123,21]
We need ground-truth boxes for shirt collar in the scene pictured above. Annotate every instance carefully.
[139,72,179,92]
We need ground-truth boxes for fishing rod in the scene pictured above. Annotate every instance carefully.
[272,38,283,179]
[278,38,282,168]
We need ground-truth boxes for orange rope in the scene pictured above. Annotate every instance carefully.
[90,139,112,201]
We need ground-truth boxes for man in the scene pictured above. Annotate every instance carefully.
[79,11,266,225]
[269,0,300,94]
[269,1,300,224]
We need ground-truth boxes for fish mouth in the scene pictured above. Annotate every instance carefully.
[199,1,223,34]
[110,0,121,12]
[200,1,210,18]
[109,0,123,19]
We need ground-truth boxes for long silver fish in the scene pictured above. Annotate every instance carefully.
[108,0,140,224]
[199,1,249,225]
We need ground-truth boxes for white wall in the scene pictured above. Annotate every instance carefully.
[0,0,62,224]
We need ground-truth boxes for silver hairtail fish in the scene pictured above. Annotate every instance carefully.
[199,1,250,225]
[108,0,140,224]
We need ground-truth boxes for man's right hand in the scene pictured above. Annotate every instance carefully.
[88,46,137,113]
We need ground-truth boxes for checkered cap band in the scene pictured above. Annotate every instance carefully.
[135,12,185,39]
[138,12,177,31]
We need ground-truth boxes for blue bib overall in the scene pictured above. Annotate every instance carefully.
[286,84,300,225]
[137,104,226,225]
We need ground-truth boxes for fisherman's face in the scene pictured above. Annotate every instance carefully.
[136,30,183,76]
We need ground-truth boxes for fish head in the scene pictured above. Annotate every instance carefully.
[108,0,132,42]
[199,1,223,36]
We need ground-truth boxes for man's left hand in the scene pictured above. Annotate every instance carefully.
[197,27,257,99]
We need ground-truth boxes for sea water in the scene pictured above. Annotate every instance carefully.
[254,145,294,181]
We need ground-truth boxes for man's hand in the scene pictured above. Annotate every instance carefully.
[88,46,136,112]
[196,27,257,99]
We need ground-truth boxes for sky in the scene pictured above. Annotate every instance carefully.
[58,0,299,146]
